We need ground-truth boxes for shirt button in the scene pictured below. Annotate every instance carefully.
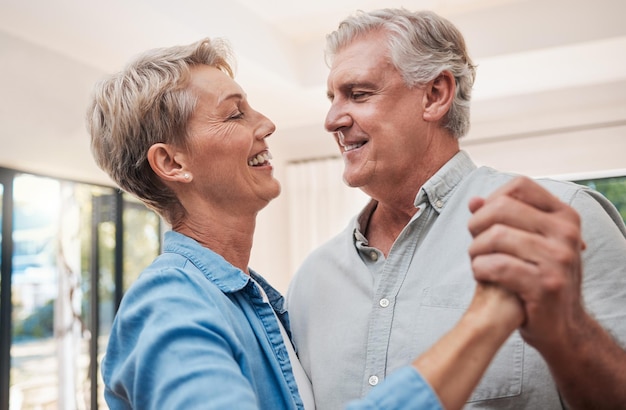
[379,298,390,308]
[435,199,443,208]
[369,251,378,261]
[368,375,379,386]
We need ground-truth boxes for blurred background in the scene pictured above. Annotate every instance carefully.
[1,0,625,408]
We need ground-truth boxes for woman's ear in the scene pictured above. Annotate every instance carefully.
[422,71,455,123]
[147,143,191,183]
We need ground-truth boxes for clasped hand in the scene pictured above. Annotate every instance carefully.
[467,176,587,351]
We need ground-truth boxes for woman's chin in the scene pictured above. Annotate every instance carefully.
[261,180,282,204]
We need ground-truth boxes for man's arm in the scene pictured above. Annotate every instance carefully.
[467,176,626,409]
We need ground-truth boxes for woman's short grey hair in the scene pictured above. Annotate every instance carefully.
[325,8,476,139]
[87,37,235,224]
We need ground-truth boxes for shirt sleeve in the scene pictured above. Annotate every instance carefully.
[101,267,261,409]
[571,188,626,345]
[345,366,443,410]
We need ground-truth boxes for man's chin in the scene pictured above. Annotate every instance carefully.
[342,173,365,189]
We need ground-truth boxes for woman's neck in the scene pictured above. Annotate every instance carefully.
[173,209,256,274]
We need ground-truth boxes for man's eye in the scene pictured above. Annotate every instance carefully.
[351,92,367,100]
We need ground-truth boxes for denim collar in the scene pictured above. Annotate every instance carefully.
[162,230,286,314]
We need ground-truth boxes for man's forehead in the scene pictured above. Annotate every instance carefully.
[326,56,395,91]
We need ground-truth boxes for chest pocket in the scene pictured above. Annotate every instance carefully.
[415,283,524,403]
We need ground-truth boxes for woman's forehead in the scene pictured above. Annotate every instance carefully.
[188,65,245,102]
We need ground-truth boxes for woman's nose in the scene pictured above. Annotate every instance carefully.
[256,112,276,139]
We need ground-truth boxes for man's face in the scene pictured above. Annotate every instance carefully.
[324,30,430,193]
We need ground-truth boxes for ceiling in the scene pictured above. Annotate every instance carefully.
[1,0,625,186]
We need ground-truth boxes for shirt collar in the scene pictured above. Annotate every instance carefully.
[354,200,377,244]
[414,150,477,214]
[353,150,476,242]
[162,230,250,293]
[162,231,287,314]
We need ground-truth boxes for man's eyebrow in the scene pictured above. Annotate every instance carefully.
[327,82,377,100]
[346,81,377,90]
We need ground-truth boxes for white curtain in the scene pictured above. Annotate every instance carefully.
[286,157,369,274]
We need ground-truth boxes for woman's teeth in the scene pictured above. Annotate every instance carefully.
[248,151,272,166]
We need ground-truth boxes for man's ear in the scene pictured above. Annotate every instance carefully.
[147,143,190,183]
[422,71,455,123]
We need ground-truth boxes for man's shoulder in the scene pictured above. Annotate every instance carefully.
[300,225,353,268]
[467,167,621,228]
[468,166,588,200]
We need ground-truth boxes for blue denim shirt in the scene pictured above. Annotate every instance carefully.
[103,230,443,410]
[101,230,304,409]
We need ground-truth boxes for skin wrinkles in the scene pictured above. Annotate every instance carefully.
[325,31,459,239]
[171,65,279,268]
[326,53,425,198]
[187,66,278,205]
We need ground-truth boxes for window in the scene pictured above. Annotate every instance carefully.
[575,176,626,223]
[0,169,161,410]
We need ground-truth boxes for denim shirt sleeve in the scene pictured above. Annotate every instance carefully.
[346,367,443,410]
[101,260,299,410]
[101,268,255,409]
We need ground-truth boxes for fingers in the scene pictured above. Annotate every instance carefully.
[467,176,586,348]
[484,176,563,213]
[470,241,576,299]
[467,196,485,214]
[469,196,544,243]
[468,220,578,269]
[467,176,584,284]
[468,177,584,253]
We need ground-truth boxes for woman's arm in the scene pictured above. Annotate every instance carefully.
[346,283,523,410]
[412,283,524,410]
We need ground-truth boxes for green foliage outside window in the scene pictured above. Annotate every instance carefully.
[575,176,626,223]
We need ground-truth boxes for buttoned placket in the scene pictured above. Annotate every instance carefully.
[246,280,304,410]
[360,203,433,396]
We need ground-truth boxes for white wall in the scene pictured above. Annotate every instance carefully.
[2,28,625,294]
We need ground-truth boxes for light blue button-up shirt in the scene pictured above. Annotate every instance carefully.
[288,151,626,410]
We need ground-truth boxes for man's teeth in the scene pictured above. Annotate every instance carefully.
[248,151,272,166]
[343,142,364,152]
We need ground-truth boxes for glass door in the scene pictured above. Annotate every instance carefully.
[10,174,62,409]
[8,175,120,409]
[0,177,9,410]
[0,170,161,410]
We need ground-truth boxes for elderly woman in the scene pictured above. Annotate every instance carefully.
[87,38,523,410]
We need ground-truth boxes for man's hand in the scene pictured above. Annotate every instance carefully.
[466,176,586,351]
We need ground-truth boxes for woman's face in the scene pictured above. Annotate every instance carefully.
[183,65,280,214]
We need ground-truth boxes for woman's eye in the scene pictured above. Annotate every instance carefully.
[229,111,244,120]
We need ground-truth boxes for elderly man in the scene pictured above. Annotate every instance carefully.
[287,8,626,410]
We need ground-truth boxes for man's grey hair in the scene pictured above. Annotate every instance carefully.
[326,8,476,138]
